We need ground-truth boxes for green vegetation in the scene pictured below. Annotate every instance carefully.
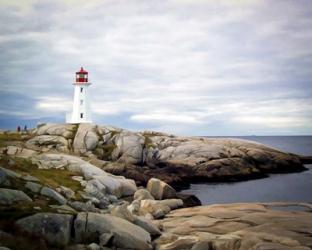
[70,124,79,137]
[144,135,156,149]
[101,144,117,160]
[0,132,34,147]
[0,156,83,198]
[109,130,121,138]
[0,133,23,141]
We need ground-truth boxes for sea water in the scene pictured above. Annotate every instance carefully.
[181,136,312,205]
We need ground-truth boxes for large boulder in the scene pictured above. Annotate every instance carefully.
[33,153,137,198]
[73,124,99,154]
[111,131,145,165]
[147,178,177,200]
[15,213,73,247]
[74,212,152,249]
[0,188,32,205]
[5,146,37,158]
[33,153,104,177]
[26,135,69,152]
[93,175,137,198]
[36,123,77,139]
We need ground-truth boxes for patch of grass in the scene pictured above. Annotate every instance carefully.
[70,124,79,137]
[0,133,23,141]
[101,144,117,160]
[144,135,156,149]
[0,156,83,199]
[109,130,121,138]
[0,132,34,147]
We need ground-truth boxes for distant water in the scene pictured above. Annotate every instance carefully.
[182,136,312,205]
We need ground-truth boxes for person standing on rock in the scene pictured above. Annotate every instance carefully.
[24,125,27,132]
[17,126,21,133]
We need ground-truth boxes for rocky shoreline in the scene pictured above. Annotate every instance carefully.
[0,123,311,249]
[24,123,308,186]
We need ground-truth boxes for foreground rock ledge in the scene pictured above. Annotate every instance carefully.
[23,123,309,186]
[155,202,312,250]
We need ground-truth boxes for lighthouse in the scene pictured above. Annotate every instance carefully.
[66,67,92,123]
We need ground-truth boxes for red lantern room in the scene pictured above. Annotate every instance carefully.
[75,67,88,83]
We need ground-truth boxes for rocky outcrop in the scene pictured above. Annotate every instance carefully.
[26,135,69,152]
[35,123,77,139]
[15,213,74,248]
[3,146,37,158]
[0,124,311,250]
[26,123,308,186]
[155,202,312,250]
[111,131,145,165]
[32,153,137,198]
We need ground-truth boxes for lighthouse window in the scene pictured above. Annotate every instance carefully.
[80,87,83,93]
[80,100,83,105]
[80,113,83,118]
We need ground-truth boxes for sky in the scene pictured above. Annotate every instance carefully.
[0,0,312,136]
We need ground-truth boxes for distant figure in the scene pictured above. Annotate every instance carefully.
[17,126,21,133]
[24,125,27,132]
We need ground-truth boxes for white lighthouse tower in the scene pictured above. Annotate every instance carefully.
[66,67,92,123]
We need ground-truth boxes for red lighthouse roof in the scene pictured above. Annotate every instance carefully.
[76,67,88,74]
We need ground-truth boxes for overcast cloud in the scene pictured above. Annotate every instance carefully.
[0,0,312,135]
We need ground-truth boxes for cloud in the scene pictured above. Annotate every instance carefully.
[130,111,203,125]
[231,116,311,128]
[36,97,72,112]
[0,0,311,135]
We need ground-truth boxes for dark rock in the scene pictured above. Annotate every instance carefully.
[177,193,202,207]
[0,188,32,205]
[15,213,73,248]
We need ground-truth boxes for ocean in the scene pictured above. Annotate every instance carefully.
[181,136,312,205]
